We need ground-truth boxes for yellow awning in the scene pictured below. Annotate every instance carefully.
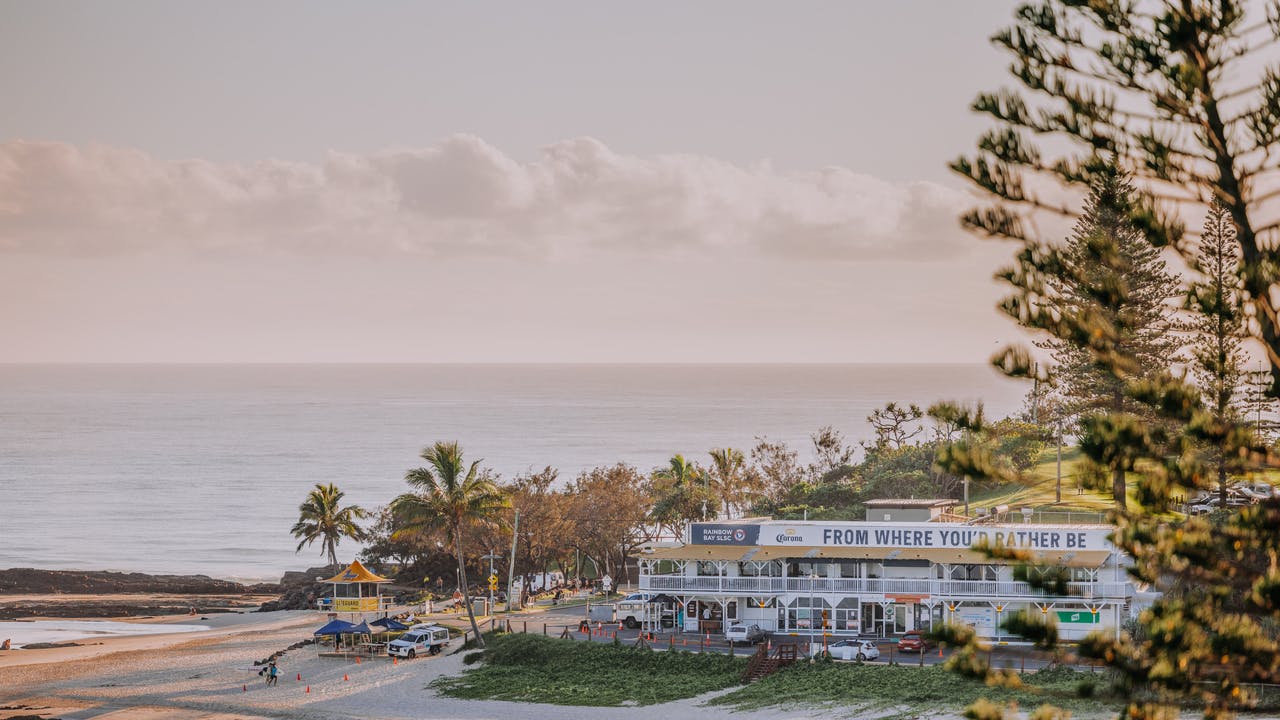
[751,546,822,561]
[813,547,900,560]
[322,559,392,584]
[642,546,752,562]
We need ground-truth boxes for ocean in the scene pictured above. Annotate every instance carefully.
[0,364,1027,581]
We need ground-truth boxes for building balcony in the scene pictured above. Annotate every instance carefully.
[639,574,1130,601]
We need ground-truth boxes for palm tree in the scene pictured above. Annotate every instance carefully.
[707,447,748,518]
[649,454,713,538]
[291,483,368,569]
[390,441,509,648]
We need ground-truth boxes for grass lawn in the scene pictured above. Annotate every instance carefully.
[710,662,1118,718]
[432,632,746,706]
[433,632,1122,717]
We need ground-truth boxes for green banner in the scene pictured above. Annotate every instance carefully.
[1056,610,1100,624]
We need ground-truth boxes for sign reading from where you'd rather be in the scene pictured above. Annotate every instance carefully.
[690,522,1113,551]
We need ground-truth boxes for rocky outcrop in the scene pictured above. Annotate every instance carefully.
[0,568,278,595]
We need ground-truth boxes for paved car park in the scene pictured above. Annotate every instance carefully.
[522,605,1094,673]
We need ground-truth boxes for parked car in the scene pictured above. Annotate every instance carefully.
[825,639,880,662]
[725,623,766,645]
[897,631,934,653]
[386,623,450,658]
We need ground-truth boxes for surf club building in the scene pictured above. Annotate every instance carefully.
[637,507,1137,641]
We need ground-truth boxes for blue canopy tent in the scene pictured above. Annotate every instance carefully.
[371,617,408,631]
[314,619,356,636]
[348,621,372,635]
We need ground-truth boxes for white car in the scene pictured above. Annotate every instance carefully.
[825,639,880,662]
[386,623,450,658]
[724,623,766,645]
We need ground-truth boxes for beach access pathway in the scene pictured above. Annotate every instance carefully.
[0,607,861,720]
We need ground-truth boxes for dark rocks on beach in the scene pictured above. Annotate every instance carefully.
[0,568,278,596]
[16,641,85,650]
[0,568,281,620]
[255,566,333,612]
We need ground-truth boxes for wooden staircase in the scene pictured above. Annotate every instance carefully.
[742,642,799,682]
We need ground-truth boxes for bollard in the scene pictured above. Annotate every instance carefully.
[669,635,674,650]
[543,623,548,636]
[523,621,527,634]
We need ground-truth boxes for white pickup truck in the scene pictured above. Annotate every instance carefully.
[386,623,450,659]
[614,592,656,628]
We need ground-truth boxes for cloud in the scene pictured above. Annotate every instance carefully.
[0,136,971,260]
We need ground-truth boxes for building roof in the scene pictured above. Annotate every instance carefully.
[863,499,955,508]
[322,559,392,584]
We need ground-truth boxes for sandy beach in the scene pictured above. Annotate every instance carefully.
[0,609,855,720]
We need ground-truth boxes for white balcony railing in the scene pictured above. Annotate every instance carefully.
[640,574,1130,600]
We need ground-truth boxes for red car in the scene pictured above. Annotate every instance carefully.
[897,631,934,653]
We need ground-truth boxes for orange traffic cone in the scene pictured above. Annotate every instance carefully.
[242,684,247,692]
[296,672,302,681]
[617,621,623,631]
[393,657,398,666]
[305,685,310,694]
[344,673,349,682]
[355,656,362,664]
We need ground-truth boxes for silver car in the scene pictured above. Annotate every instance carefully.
[826,639,880,661]
[724,623,766,645]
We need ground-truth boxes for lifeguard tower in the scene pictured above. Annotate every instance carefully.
[317,560,393,614]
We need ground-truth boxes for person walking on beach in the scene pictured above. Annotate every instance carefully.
[266,661,279,686]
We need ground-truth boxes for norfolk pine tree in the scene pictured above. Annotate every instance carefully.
[1187,201,1252,508]
[938,3,1280,718]
[1036,168,1183,508]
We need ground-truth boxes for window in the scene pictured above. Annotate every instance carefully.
[726,601,738,620]
[696,561,721,576]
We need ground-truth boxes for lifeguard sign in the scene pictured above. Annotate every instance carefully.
[322,560,392,613]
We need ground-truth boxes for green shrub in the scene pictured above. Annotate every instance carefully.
[434,632,745,706]
[462,651,485,665]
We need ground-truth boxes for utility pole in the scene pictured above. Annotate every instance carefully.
[1055,417,1063,504]
[505,510,519,612]
[1031,363,1040,426]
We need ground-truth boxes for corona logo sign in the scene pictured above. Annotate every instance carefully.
[775,528,804,543]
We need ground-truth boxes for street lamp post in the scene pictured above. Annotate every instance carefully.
[809,572,818,655]
[505,510,519,612]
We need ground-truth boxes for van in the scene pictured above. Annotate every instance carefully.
[386,623,450,658]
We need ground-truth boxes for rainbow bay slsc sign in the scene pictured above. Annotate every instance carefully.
[690,522,1111,551]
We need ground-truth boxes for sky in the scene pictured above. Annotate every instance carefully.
[0,1,1025,363]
